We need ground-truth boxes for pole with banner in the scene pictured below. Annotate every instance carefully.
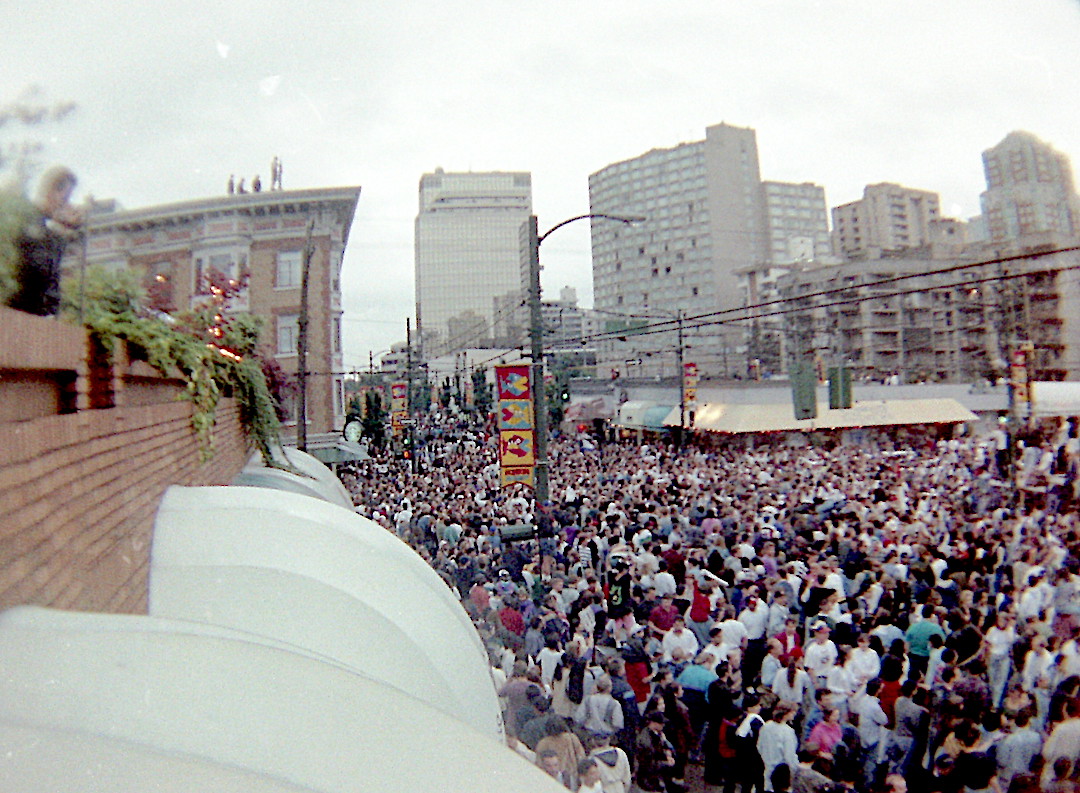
[495,365,536,487]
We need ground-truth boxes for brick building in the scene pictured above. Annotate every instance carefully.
[66,186,361,438]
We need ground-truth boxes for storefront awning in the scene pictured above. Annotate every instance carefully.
[616,401,676,430]
[1031,381,1080,417]
[669,397,976,434]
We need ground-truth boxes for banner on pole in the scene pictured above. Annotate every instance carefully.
[496,366,536,487]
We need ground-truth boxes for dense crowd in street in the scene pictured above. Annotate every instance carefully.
[339,411,1080,793]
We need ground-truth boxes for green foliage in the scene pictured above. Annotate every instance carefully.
[63,266,287,466]
[362,390,386,446]
[0,186,35,304]
[471,368,492,415]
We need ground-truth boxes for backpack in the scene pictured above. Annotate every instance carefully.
[567,656,587,704]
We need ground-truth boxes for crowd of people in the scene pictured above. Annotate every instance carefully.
[339,410,1080,793]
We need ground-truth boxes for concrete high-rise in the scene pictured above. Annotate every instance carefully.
[831,183,940,259]
[762,181,831,264]
[588,123,769,372]
[414,170,532,355]
[980,131,1079,241]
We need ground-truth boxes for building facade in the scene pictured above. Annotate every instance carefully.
[776,233,1080,384]
[414,169,532,356]
[831,183,941,259]
[588,123,769,375]
[763,180,832,265]
[67,186,361,438]
[980,130,1080,241]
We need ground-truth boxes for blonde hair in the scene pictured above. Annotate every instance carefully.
[35,166,77,206]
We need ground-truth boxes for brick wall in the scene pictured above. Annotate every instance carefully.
[0,309,251,614]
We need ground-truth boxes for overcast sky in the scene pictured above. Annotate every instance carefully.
[6,0,1079,367]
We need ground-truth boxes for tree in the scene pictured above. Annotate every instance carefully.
[0,86,77,186]
[471,368,492,416]
[362,390,386,447]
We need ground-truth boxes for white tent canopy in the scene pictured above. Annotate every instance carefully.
[0,607,565,793]
[237,447,356,509]
[150,485,503,740]
[1031,381,1080,417]
[675,397,977,434]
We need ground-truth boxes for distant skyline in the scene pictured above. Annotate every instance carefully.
[5,0,1079,366]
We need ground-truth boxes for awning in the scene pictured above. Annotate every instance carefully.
[564,397,612,421]
[151,486,502,742]
[302,440,369,465]
[615,401,675,430]
[672,398,977,434]
[238,447,355,510]
[0,606,567,793]
[1031,381,1080,417]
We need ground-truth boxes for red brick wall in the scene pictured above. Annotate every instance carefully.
[0,310,251,615]
[0,399,249,614]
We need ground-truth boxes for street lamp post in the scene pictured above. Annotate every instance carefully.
[528,212,645,506]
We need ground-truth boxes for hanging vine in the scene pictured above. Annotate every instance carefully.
[63,266,292,466]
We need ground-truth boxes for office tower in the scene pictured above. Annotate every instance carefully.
[980,130,1079,241]
[831,183,941,258]
[414,170,532,355]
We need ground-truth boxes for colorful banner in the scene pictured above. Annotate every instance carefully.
[496,365,535,488]
[683,362,699,408]
[499,430,536,466]
[390,381,408,436]
[501,466,535,486]
[498,399,534,430]
[1011,344,1032,406]
[496,366,531,401]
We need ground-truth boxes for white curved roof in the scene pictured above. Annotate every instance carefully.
[0,607,562,793]
[239,447,355,509]
[149,486,503,740]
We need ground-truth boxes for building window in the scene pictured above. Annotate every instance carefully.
[193,249,249,310]
[333,314,342,353]
[279,391,308,425]
[276,250,302,289]
[277,314,299,356]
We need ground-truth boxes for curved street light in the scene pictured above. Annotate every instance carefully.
[527,212,646,505]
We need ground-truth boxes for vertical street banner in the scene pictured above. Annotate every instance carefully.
[683,362,699,408]
[390,381,408,435]
[1010,342,1034,418]
[496,365,535,487]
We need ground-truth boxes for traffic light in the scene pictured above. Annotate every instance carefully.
[560,387,570,404]
[828,366,852,409]
[789,359,818,420]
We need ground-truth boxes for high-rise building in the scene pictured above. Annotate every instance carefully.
[762,181,831,265]
[588,123,769,373]
[980,131,1079,241]
[414,169,532,356]
[68,186,361,438]
[831,183,941,258]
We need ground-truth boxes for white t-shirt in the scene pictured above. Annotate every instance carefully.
[804,639,838,677]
